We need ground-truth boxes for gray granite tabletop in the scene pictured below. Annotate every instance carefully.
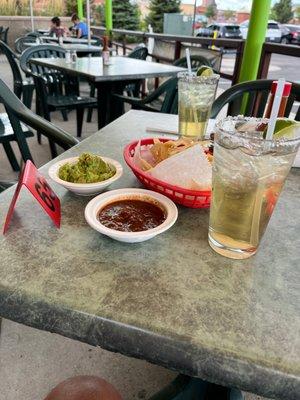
[31,56,185,82]
[0,111,299,400]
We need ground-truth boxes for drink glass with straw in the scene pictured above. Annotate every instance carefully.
[208,78,300,259]
[178,49,219,140]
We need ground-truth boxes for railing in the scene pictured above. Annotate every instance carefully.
[92,27,245,85]
[258,42,300,78]
[92,27,300,86]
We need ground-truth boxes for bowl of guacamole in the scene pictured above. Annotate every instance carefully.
[48,153,123,196]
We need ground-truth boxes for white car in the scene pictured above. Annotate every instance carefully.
[240,20,282,43]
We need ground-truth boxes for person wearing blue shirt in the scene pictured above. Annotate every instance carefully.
[71,14,89,38]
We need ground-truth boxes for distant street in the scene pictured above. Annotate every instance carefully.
[219,53,300,90]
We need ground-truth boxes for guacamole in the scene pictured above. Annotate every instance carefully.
[58,153,116,183]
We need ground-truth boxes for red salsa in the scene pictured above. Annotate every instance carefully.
[98,199,166,232]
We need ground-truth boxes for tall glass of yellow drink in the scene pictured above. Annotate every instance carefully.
[178,71,219,140]
[209,117,300,259]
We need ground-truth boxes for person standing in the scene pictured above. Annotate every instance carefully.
[71,14,89,38]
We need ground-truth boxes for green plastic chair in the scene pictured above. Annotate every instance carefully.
[21,45,97,138]
[126,46,149,97]
[173,55,212,70]
[20,44,66,75]
[0,27,9,44]
[20,44,70,127]
[81,34,103,46]
[0,77,78,171]
[0,112,33,171]
[15,36,36,54]
[30,69,97,139]
[0,40,34,108]
[211,79,300,120]
[113,76,178,115]
[26,31,43,38]
[128,46,148,60]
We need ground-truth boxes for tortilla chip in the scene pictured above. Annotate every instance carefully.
[148,144,212,190]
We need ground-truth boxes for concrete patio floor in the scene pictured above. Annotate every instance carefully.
[0,56,269,400]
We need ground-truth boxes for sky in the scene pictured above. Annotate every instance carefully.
[181,0,298,11]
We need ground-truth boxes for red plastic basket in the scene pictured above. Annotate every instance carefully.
[123,138,211,208]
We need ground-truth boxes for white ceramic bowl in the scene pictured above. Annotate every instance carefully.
[48,156,123,196]
[84,188,178,243]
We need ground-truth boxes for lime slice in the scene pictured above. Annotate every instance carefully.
[273,118,296,134]
[271,118,299,139]
[196,65,214,77]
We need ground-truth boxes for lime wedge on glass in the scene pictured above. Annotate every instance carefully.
[267,118,299,139]
[196,65,214,77]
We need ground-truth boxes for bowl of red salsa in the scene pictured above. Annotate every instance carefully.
[84,188,178,243]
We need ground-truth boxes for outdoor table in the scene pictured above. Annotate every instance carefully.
[41,36,97,45]
[31,56,185,129]
[0,110,299,400]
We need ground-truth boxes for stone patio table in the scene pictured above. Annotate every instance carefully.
[31,56,185,129]
[0,111,299,400]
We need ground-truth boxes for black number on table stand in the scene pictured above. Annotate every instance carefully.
[35,177,56,212]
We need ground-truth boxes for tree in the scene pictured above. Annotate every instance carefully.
[295,6,300,19]
[65,0,86,16]
[93,4,105,25]
[112,0,140,31]
[223,9,235,21]
[205,5,217,21]
[271,0,293,23]
[145,0,181,33]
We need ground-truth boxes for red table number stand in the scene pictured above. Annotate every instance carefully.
[3,160,61,234]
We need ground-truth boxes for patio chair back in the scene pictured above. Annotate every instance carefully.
[28,67,79,119]
[0,77,78,151]
[125,46,149,98]
[113,76,178,115]
[134,76,178,114]
[160,77,178,114]
[179,44,222,72]
[0,41,23,98]
[211,79,300,120]
[24,44,79,100]
[0,27,9,44]
[20,44,66,74]
[25,60,94,140]
[14,36,36,54]
[81,35,103,46]
[173,54,212,70]
[128,46,148,60]
[26,31,43,38]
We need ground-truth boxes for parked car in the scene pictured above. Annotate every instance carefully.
[281,24,300,45]
[280,25,291,43]
[196,23,242,39]
[240,20,282,43]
